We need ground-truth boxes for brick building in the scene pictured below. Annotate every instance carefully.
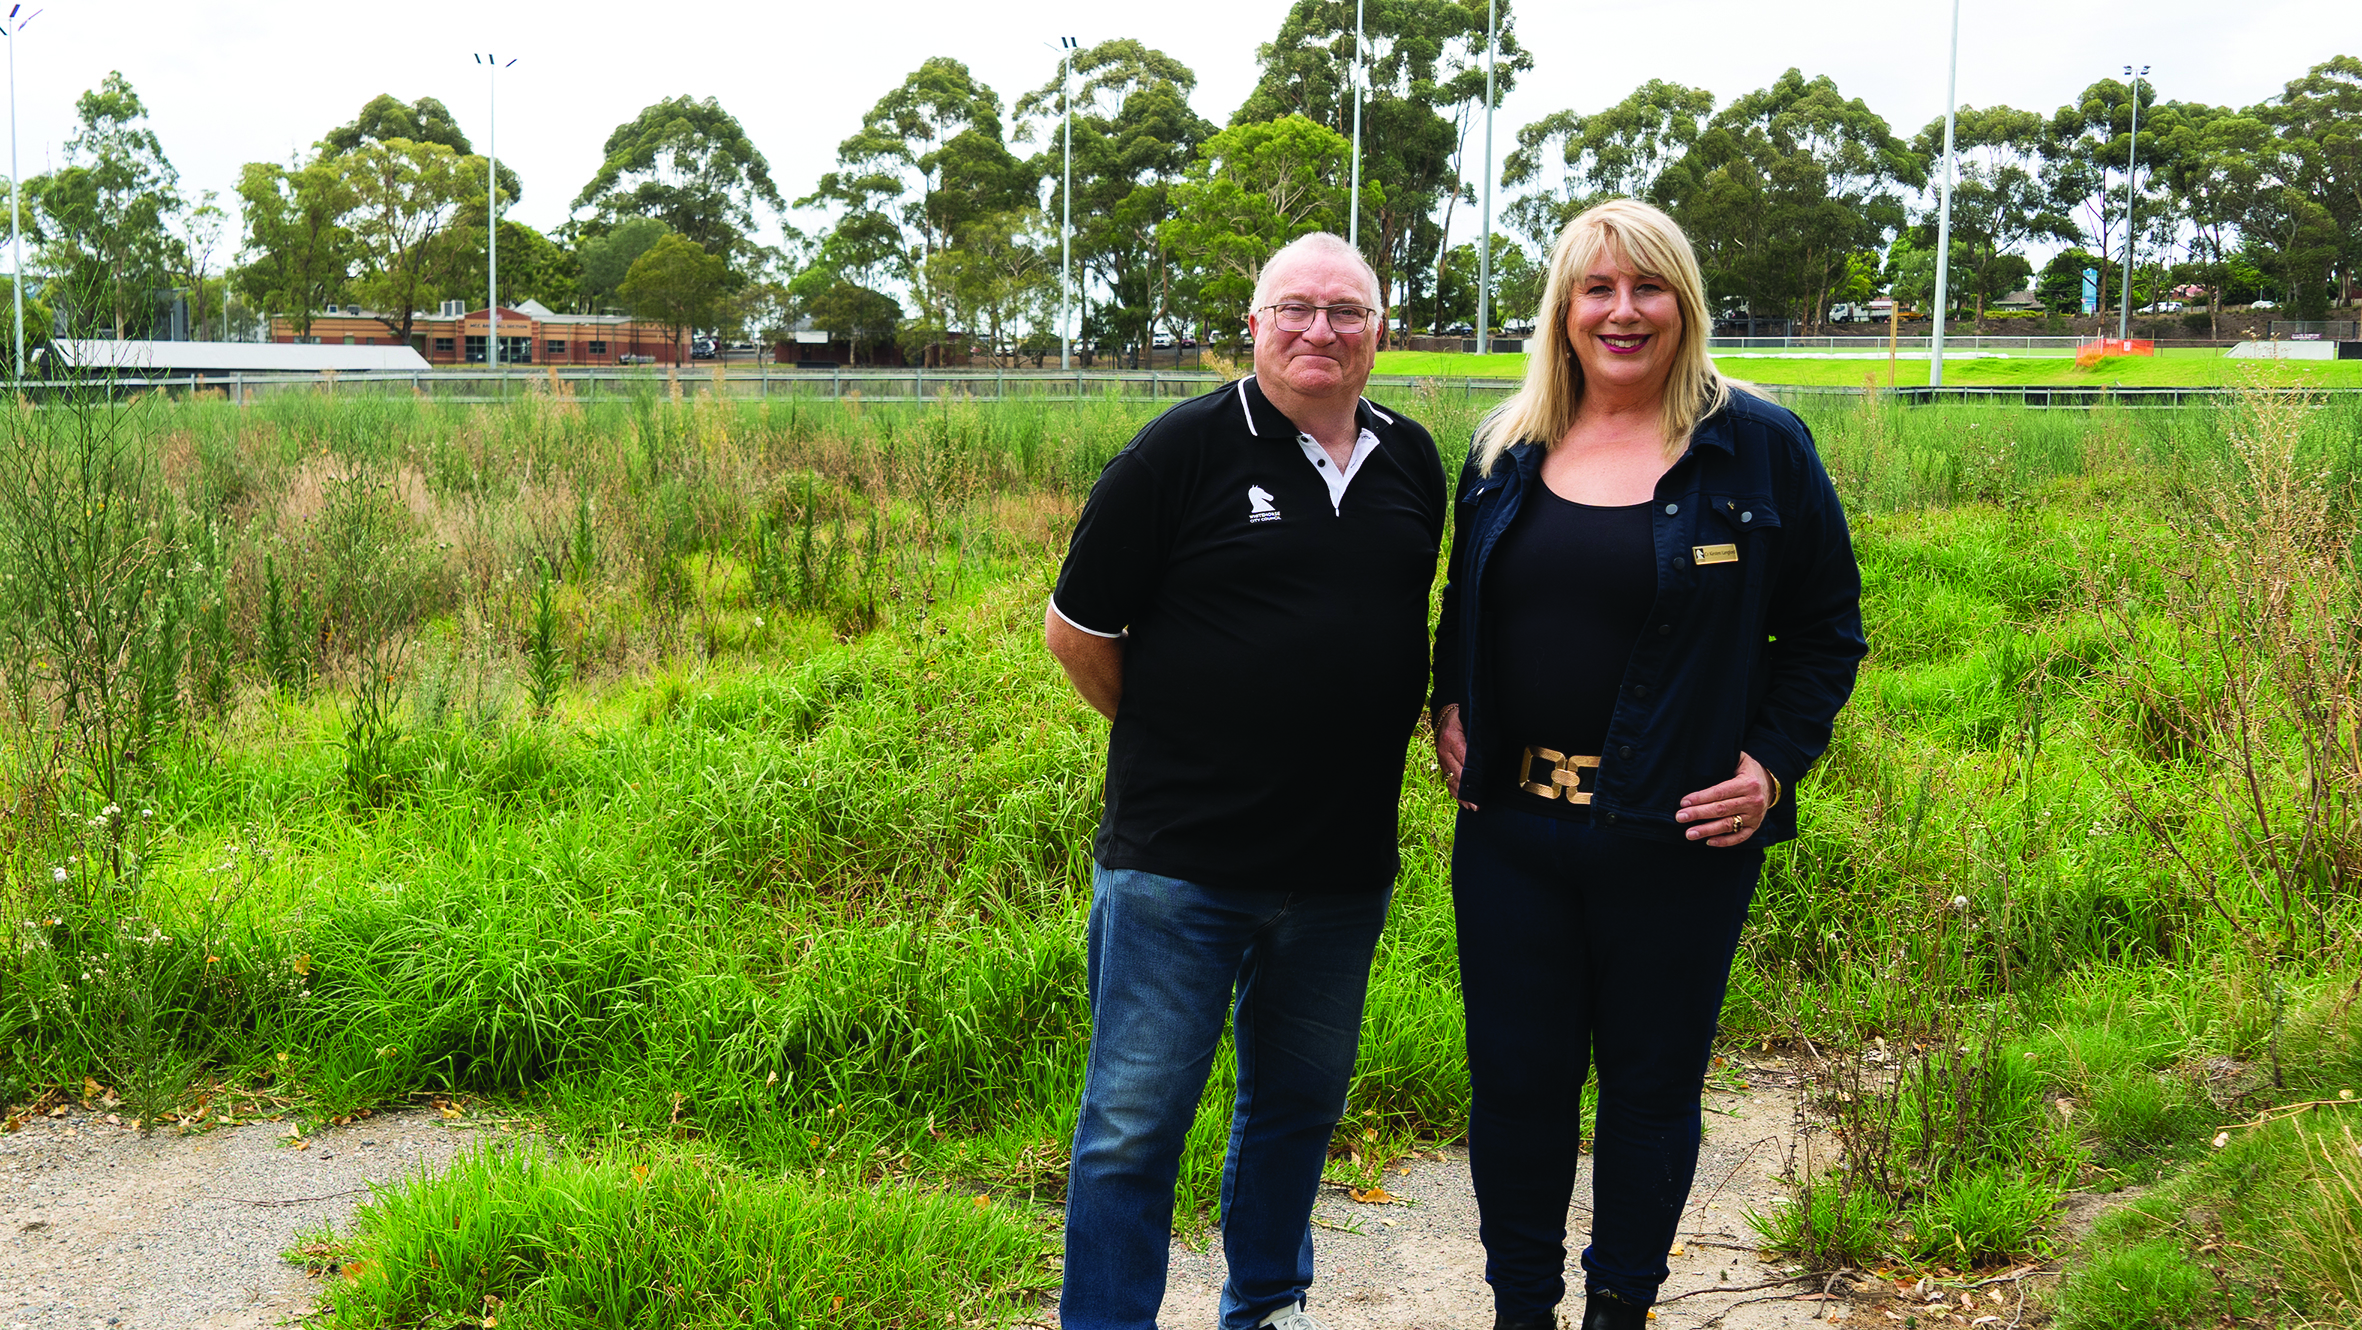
[272,299,684,366]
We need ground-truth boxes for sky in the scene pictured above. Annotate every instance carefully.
[11,0,2357,272]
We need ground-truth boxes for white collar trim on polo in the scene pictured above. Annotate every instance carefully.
[1234,374,1396,436]
[1296,427,1381,514]
[1236,376,1387,514]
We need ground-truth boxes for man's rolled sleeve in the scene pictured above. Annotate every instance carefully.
[1053,452,1167,637]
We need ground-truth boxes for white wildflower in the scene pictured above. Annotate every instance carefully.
[1951,895,1970,911]
[52,867,69,885]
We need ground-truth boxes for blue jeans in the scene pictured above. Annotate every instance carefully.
[1060,865,1392,1330]
[1452,806,1761,1312]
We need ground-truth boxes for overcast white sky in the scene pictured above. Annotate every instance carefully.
[14,0,2357,269]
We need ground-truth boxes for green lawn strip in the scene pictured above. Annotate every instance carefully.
[308,1146,1055,1329]
[1375,347,2362,388]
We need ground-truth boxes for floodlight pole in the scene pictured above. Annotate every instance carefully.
[480,54,515,374]
[5,7,34,380]
[1476,0,1496,356]
[1929,0,1959,388]
[1348,0,1364,249]
[1060,37,1075,372]
[2118,66,2147,342]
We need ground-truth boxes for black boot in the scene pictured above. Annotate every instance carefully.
[1493,1315,1556,1330]
[1578,1293,1648,1330]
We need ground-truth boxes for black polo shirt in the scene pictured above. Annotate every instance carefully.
[1053,375,1446,894]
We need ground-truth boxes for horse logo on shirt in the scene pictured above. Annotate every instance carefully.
[1247,485,1281,523]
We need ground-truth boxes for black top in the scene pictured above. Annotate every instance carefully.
[1053,376,1447,893]
[1431,391,1868,846]
[1482,491,1657,818]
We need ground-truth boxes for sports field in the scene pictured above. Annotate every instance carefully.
[1372,346,2362,388]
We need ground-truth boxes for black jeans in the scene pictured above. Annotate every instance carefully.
[1452,804,1761,1312]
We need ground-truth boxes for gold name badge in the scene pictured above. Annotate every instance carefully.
[1692,543,1739,565]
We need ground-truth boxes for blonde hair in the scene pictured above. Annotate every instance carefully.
[1472,198,1738,473]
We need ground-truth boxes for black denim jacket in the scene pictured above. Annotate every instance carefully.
[1430,391,1867,846]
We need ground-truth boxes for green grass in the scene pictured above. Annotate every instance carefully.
[308,1146,1054,1328]
[1372,350,1533,377]
[3,385,2361,1317]
[1373,345,2362,388]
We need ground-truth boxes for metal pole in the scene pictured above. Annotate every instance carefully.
[1348,0,1364,249]
[2119,69,2144,342]
[487,56,498,376]
[1475,0,1496,357]
[1060,39,1073,372]
[1929,0,1959,387]
[8,16,20,379]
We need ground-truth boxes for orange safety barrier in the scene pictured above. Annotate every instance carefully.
[2076,338,2156,366]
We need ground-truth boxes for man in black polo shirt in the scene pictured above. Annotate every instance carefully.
[1045,232,1446,1330]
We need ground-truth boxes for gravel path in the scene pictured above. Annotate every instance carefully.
[1159,1058,1864,1329]
[1,1058,1877,1330]
[0,1103,468,1329]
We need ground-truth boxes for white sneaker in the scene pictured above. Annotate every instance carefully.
[1258,1304,1325,1330]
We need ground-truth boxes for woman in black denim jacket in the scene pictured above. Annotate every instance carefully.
[1429,200,1866,1330]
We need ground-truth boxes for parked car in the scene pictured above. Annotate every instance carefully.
[690,338,718,359]
[1151,332,1176,349]
[2250,300,2278,309]
[2136,301,2184,313]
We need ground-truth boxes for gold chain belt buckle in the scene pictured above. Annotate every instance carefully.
[1519,746,1600,804]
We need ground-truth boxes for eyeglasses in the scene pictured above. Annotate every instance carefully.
[1259,302,1373,334]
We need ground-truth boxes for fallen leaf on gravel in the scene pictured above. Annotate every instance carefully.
[2,1113,20,1133]
[1669,1244,1685,1256]
[46,1105,66,1118]
[1348,1187,1394,1205]
[82,1077,106,1102]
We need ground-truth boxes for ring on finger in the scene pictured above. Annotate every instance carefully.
[1731,814,1746,834]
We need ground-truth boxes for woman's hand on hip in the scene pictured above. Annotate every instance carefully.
[1676,751,1772,846]
[1434,705,1479,811]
